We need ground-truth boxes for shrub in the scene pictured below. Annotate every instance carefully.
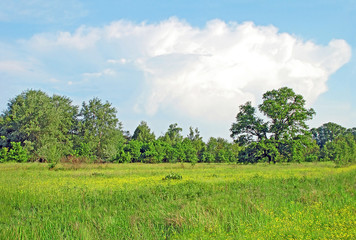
[0,147,8,163]
[162,172,183,180]
[7,142,28,162]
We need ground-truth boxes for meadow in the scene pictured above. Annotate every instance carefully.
[0,162,355,239]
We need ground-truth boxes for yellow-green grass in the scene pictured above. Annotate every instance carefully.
[0,162,355,239]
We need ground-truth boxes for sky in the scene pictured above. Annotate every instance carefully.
[0,0,355,140]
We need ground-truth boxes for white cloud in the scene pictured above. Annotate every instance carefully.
[101,18,350,122]
[28,26,100,51]
[3,18,352,129]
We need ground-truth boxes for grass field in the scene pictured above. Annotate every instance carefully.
[0,162,355,239]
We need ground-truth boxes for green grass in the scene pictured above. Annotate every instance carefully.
[0,162,355,239]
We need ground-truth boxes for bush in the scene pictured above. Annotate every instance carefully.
[0,142,28,163]
[0,147,8,163]
[162,172,183,180]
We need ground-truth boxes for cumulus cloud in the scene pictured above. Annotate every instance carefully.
[5,18,352,125]
[99,18,350,122]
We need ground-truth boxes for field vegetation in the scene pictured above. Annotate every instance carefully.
[0,87,355,239]
[0,162,355,239]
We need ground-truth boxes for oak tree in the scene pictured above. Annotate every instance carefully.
[231,87,315,163]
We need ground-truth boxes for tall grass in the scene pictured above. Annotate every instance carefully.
[0,162,355,239]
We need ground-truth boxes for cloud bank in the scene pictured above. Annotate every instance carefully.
[1,18,352,130]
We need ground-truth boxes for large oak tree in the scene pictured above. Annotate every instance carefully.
[230,87,315,163]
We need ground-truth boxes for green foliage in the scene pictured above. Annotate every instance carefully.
[37,137,63,163]
[132,121,155,143]
[259,87,315,140]
[181,138,198,163]
[121,151,132,163]
[238,142,262,164]
[162,172,183,180]
[165,145,179,163]
[201,137,240,163]
[321,134,356,166]
[74,143,92,159]
[8,142,28,162]
[0,141,28,163]
[125,140,143,162]
[153,140,169,163]
[311,123,356,165]
[0,147,8,163]
[187,127,205,159]
[346,127,356,139]
[141,142,160,163]
[311,122,346,148]
[78,98,123,161]
[0,89,353,165]
[0,90,77,162]
[160,123,183,146]
[231,87,316,163]
[200,147,215,163]
[230,102,267,145]
[287,136,320,163]
[48,162,57,170]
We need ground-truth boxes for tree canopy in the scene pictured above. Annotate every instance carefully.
[0,90,78,162]
[231,87,316,163]
[0,88,354,165]
[77,97,123,160]
[132,121,155,143]
[311,122,346,148]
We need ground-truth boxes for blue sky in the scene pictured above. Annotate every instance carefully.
[0,0,355,140]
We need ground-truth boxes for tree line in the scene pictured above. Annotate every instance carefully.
[230,87,355,165]
[0,88,355,165]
